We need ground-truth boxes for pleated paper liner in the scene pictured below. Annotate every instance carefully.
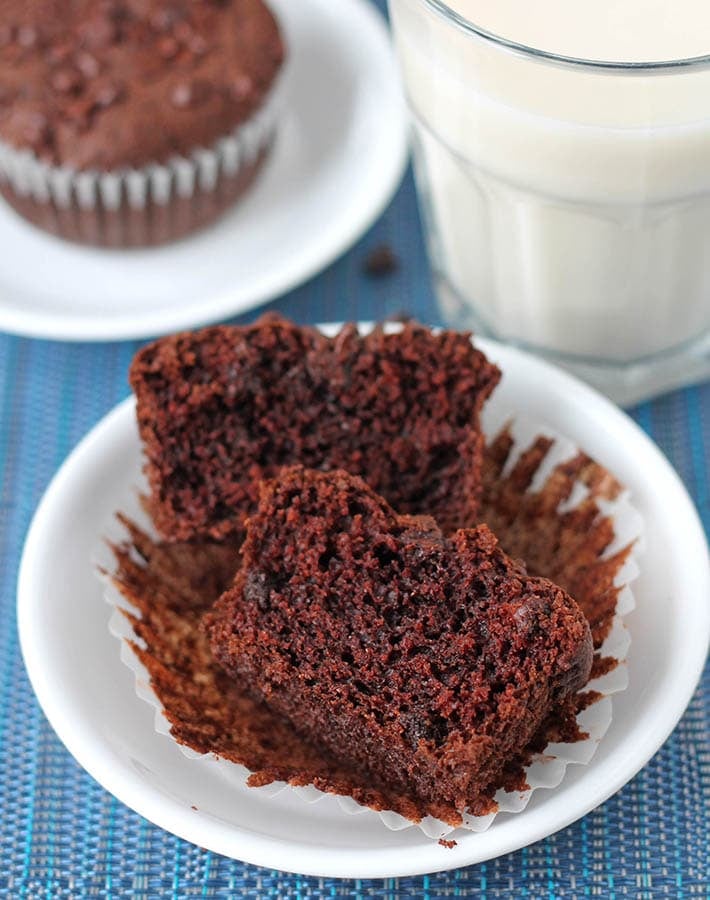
[0,75,284,248]
[98,417,642,840]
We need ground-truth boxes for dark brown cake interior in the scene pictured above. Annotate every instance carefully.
[129,317,501,542]
[206,466,593,817]
[109,428,630,825]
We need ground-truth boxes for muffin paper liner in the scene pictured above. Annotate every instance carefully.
[98,415,642,840]
[0,75,284,243]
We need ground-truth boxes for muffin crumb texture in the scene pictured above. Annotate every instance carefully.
[206,466,594,818]
[130,316,501,542]
[110,424,628,825]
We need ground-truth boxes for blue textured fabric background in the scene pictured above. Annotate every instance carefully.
[1,2,709,893]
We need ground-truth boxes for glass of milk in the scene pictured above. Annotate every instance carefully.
[389,0,710,404]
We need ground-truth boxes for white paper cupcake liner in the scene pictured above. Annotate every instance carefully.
[98,415,643,841]
[0,76,284,210]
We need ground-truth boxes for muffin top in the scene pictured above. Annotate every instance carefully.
[0,0,284,169]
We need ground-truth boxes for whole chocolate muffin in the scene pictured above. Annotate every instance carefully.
[0,0,285,246]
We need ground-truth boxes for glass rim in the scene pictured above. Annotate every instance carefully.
[421,0,710,73]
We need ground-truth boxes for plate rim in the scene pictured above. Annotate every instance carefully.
[17,336,710,878]
[0,0,408,343]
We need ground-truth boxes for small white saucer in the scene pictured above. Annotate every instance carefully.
[17,336,710,878]
[0,0,407,342]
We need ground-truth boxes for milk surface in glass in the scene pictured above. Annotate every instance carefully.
[389,0,710,382]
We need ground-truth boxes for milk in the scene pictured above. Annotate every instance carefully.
[444,0,710,63]
[389,0,710,364]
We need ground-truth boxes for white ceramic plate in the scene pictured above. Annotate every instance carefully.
[18,338,710,879]
[0,0,407,342]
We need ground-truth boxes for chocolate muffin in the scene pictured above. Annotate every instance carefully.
[0,0,285,246]
[129,316,501,542]
[206,466,594,817]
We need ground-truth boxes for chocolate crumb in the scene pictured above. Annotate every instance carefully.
[363,244,399,277]
[439,838,457,849]
[590,655,618,679]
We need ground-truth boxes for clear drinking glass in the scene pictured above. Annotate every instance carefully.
[388,0,710,404]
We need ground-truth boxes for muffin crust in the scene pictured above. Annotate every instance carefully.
[0,0,284,168]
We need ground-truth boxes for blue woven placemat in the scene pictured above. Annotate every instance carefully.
[1,13,709,895]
